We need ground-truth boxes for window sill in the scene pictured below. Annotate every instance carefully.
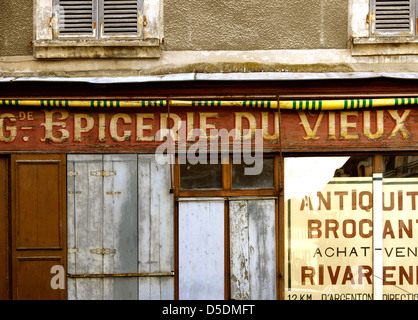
[351,36,418,56]
[33,39,161,59]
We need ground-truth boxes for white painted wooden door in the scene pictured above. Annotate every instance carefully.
[178,198,225,300]
[229,198,277,300]
[67,155,174,300]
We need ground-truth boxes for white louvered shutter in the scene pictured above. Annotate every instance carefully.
[55,0,97,38]
[100,0,142,38]
[373,0,414,35]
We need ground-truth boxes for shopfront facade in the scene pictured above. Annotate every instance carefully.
[0,78,416,300]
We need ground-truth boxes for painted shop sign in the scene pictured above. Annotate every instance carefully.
[0,108,415,152]
[285,176,418,300]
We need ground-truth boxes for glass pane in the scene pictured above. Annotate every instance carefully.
[383,156,418,300]
[232,158,274,189]
[285,156,374,300]
[180,162,222,189]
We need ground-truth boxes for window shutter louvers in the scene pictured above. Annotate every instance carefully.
[57,0,96,37]
[102,0,141,37]
[374,0,412,33]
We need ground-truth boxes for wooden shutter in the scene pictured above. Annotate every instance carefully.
[56,0,96,38]
[67,155,174,300]
[373,0,413,35]
[101,0,142,38]
[67,154,138,299]
[11,155,67,300]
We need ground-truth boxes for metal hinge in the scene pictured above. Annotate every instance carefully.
[67,170,78,176]
[106,191,121,195]
[68,248,79,254]
[68,191,82,194]
[90,170,116,177]
[90,248,116,255]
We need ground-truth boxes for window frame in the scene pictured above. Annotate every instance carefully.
[33,0,162,59]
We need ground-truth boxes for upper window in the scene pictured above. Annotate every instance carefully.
[370,0,416,36]
[53,0,143,39]
[33,0,161,59]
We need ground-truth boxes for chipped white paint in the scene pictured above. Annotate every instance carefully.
[137,155,174,300]
[67,154,174,300]
[178,199,225,300]
[34,0,162,41]
[230,198,277,300]
[143,0,163,40]
[34,0,54,40]
[348,0,370,38]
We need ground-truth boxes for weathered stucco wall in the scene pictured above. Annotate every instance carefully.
[0,0,33,56]
[0,0,349,56]
[163,0,349,50]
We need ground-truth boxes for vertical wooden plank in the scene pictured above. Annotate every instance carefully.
[0,157,9,300]
[103,154,138,300]
[69,155,104,300]
[137,156,153,298]
[229,200,250,300]
[230,198,276,300]
[151,159,174,299]
[178,199,225,300]
[247,199,276,300]
[66,157,76,300]
[138,155,174,300]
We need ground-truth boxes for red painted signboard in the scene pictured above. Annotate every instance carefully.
[0,107,416,153]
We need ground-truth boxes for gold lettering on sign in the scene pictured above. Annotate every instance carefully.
[199,112,218,139]
[98,113,106,142]
[136,113,154,141]
[298,111,324,140]
[363,110,384,140]
[388,109,411,139]
[261,112,280,140]
[160,113,182,141]
[340,111,359,140]
[235,112,256,140]
[0,113,17,142]
[328,112,336,140]
[74,113,94,142]
[41,109,69,143]
[110,113,131,142]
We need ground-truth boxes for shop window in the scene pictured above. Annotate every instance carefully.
[285,156,374,300]
[232,158,274,190]
[180,162,223,190]
[179,156,278,191]
[382,155,418,299]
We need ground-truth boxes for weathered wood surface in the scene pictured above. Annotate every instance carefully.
[67,155,174,300]
[0,108,416,153]
[229,198,276,300]
[178,199,225,300]
[138,155,174,300]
